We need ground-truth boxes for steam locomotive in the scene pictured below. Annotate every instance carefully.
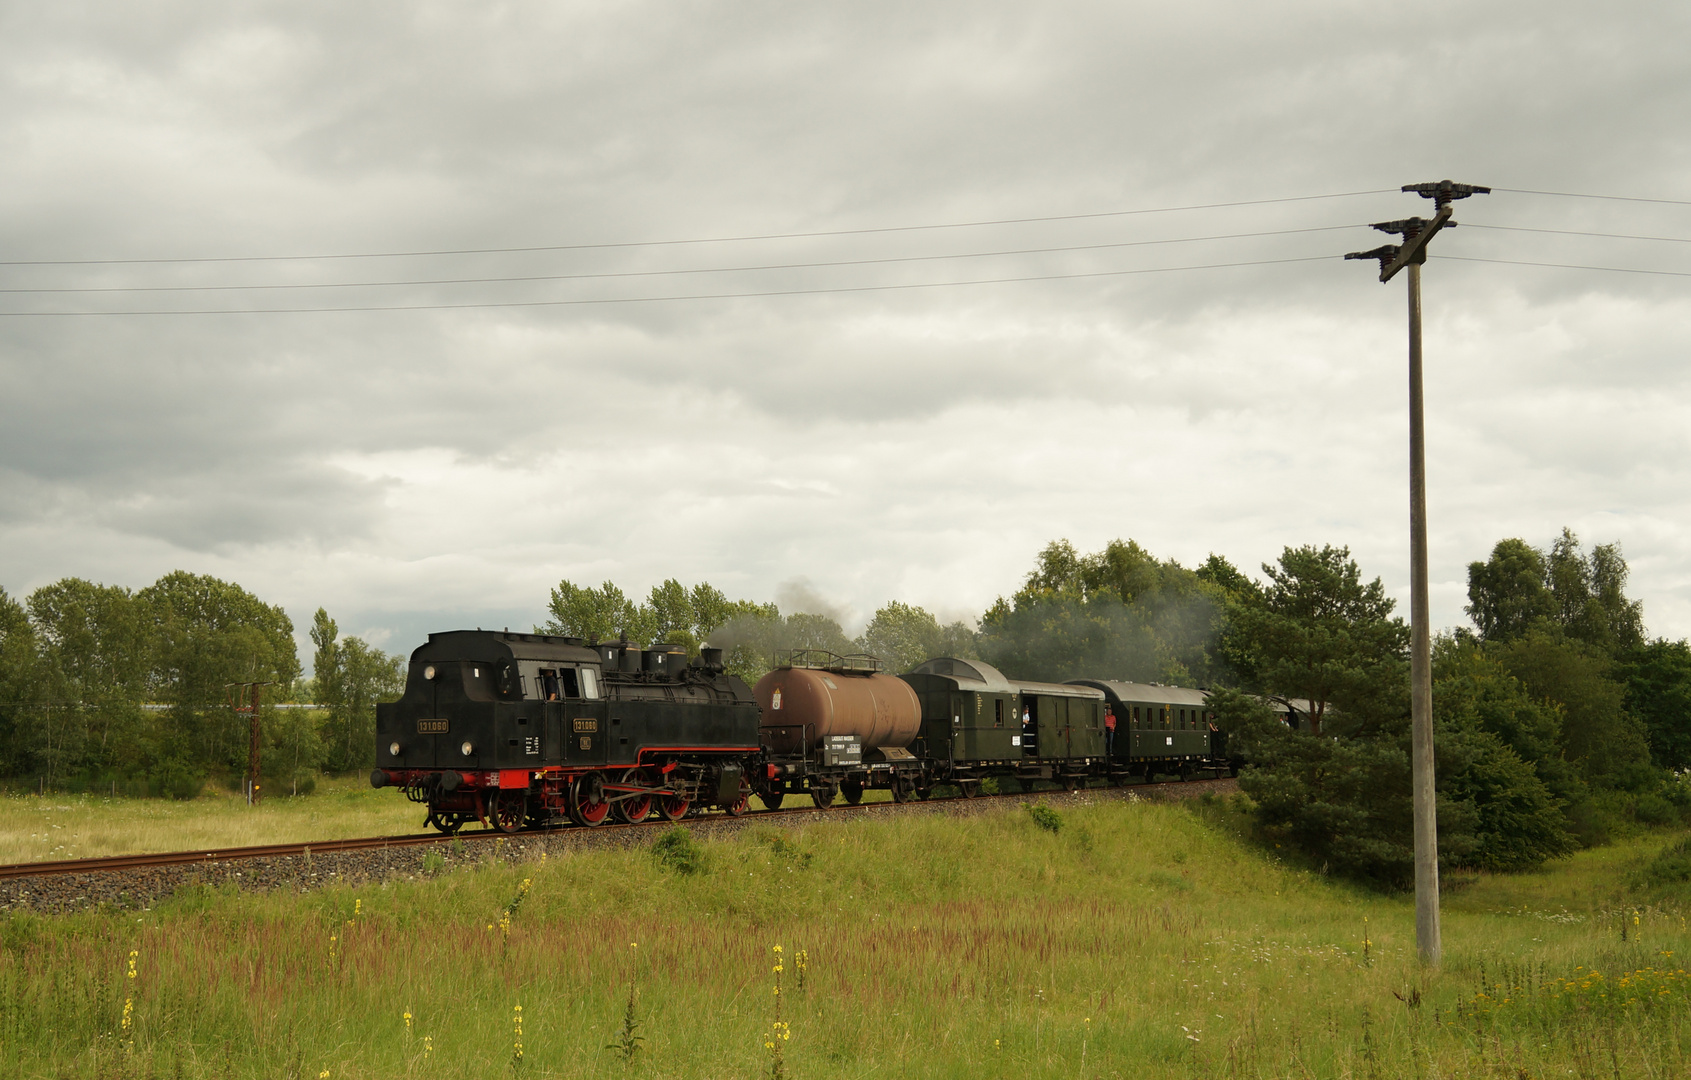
[370,629,1299,833]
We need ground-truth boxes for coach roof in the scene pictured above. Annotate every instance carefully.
[906,657,1016,692]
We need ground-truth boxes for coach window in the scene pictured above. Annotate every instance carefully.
[995,699,1004,727]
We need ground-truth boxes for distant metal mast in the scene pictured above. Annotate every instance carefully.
[227,681,274,805]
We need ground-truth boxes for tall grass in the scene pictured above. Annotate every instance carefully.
[0,775,424,864]
[1,794,1688,1077]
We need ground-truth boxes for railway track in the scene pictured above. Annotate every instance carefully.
[0,776,1237,883]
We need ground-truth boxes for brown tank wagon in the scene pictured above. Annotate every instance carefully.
[753,650,925,809]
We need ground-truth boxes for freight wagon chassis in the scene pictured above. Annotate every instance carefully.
[757,759,931,808]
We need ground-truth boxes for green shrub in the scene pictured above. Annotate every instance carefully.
[1023,802,1063,833]
[1638,834,1691,886]
[650,826,706,875]
[1635,793,1678,826]
[150,762,203,801]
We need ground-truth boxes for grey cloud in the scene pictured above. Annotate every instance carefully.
[3,0,1691,651]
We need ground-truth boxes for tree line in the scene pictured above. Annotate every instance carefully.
[0,573,400,798]
[554,528,1691,885]
[6,523,1687,870]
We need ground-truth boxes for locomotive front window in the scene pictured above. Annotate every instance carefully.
[579,667,599,699]
[540,669,561,701]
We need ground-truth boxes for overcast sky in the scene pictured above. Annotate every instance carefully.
[3,2,1689,667]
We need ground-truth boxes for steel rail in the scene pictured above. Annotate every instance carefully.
[0,776,1234,880]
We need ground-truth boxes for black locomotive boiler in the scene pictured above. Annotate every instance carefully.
[371,630,761,832]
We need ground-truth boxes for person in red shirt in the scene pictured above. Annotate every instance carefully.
[1104,706,1117,758]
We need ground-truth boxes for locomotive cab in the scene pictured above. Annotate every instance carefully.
[375,630,605,776]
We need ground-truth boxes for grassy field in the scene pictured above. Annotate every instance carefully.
[3,791,1689,1078]
[0,776,430,864]
[0,778,892,864]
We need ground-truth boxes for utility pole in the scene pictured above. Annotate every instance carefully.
[226,681,274,805]
[1346,179,1489,966]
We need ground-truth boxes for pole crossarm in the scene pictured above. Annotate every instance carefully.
[1374,206,1454,282]
[1403,179,1491,210]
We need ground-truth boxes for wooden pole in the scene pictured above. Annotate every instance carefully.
[1407,260,1441,965]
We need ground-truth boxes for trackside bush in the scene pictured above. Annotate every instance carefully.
[650,826,706,875]
[1638,834,1691,887]
[1023,802,1063,833]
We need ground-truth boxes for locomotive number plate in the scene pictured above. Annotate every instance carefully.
[573,718,598,733]
[417,719,450,734]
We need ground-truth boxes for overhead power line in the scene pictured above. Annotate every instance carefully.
[0,190,1393,267]
[1494,187,1691,207]
[0,255,1337,316]
[1445,255,1691,278]
[0,224,1361,294]
[1466,223,1691,244]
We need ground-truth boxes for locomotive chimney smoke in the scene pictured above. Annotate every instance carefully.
[774,577,854,630]
[995,590,1224,685]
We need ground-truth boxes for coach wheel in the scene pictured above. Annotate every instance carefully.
[914,778,933,800]
[958,780,977,798]
[569,774,611,827]
[658,793,690,822]
[614,769,653,824]
[839,779,863,805]
[890,775,911,804]
[811,782,836,809]
[492,791,526,835]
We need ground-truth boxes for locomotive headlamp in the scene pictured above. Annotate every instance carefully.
[423,665,436,680]
[460,741,474,756]
[389,741,401,756]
